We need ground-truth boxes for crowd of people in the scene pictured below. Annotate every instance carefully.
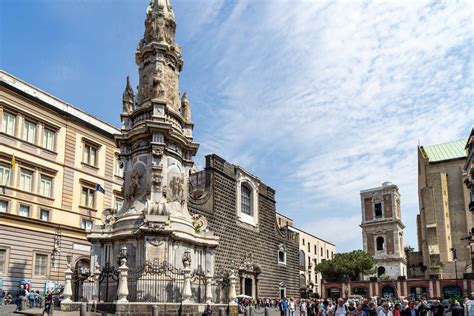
[0,286,54,315]
[238,296,472,316]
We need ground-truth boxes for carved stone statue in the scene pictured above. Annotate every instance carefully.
[181,92,191,122]
[152,75,166,100]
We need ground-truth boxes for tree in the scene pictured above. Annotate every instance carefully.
[314,250,375,282]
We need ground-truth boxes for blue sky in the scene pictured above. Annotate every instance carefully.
[1,0,473,252]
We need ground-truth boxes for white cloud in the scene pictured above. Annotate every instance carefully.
[187,0,473,252]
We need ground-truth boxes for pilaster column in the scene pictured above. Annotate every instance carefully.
[205,270,213,303]
[116,258,129,303]
[62,261,73,303]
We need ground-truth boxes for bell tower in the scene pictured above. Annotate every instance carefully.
[360,182,407,279]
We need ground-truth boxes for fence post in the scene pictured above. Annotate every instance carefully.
[182,251,193,303]
[62,259,73,304]
[205,270,213,303]
[152,304,159,316]
[92,263,101,302]
[228,270,237,304]
[116,257,129,303]
[80,302,87,316]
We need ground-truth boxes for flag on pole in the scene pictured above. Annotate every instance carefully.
[11,155,17,169]
[95,183,105,194]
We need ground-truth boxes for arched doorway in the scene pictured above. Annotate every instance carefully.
[352,287,368,297]
[382,285,395,298]
[410,286,427,300]
[443,286,460,299]
[72,258,90,301]
[327,288,341,300]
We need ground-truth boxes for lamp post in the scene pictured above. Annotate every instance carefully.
[450,248,461,296]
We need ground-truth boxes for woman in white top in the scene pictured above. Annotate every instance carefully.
[289,298,296,316]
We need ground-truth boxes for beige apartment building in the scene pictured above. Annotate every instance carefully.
[417,140,472,279]
[0,71,122,293]
[276,213,336,297]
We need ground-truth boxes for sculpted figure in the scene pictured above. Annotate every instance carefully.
[153,75,166,100]
[181,92,191,122]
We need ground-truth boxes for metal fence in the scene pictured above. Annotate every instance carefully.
[127,260,185,303]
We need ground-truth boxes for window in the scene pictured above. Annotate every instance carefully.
[375,203,383,217]
[302,239,305,246]
[81,187,95,208]
[114,197,124,211]
[376,236,385,251]
[320,247,323,257]
[0,249,7,273]
[40,209,49,221]
[81,219,93,230]
[23,120,36,143]
[2,112,16,136]
[43,128,55,151]
[115,157,124,177]
[0,200,7,213]
[299,250,306,269]
[327,250,329,258]
[19,205,30,217]
[308,243,310,253]
[34,253,48,276]
[314,245,317,254]
[240,184,252,215]
[19,169,33,192]
[0,164,11,186]
[278,248,286,264]
[39,175,53,197]
[83,143,98,166]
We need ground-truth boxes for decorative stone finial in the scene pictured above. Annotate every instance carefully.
[122,76,134,114]
[181,92,192,123]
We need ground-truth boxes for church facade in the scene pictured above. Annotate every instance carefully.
[189,155,300,300]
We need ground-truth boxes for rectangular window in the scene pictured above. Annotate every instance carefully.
[43,128,56,151]
[302,239,305,246]
[19,169,33,192]
[0,249,6,273]
[114,197,124,211]
[81,187,95,208]
[81,219,93,230]
[19,205,30,217]
[115,157,124,177]
[314,245,317,254]
[34,254,48,276]
[320,247,323,257]
[40,209,50,221]
[23,120,36,143]
[0,200,7,213]
[39,175,53,197]
[0,164,11,186]
[327,250,329,258]
[375,203,383,217]
[83,143,98,166]
[2,112,16,136]
[308,243,310,253]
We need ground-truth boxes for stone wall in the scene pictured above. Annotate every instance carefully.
[189,154,300,299]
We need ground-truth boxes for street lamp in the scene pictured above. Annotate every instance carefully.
[450,248,461,296]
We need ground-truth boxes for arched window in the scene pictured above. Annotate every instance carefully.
[299,274,306,289]
[299,250,306,270]
[377,266,386,277]
[382,286,395,298]
[278,244,286,264]
[376,237,385,251]
[241,183,252,215]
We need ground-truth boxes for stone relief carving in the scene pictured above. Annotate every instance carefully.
[121,163,149,216]
[152,75,166,100]
[191,214,208,233]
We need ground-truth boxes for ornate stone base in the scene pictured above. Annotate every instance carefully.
[62,302,237,316]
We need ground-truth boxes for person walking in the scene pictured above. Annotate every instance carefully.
[43,290,52,316]
[379,303,393,316]
[300,299,308,316]
[289,298,296,316]
[281,297,288,316]
[356,303,367,316]
[333,298,348,316]
[451,301,463,316]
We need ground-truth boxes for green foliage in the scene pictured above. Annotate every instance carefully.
[314,250,375,282]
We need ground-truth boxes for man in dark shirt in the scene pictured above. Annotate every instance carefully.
[403,301,419,316]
